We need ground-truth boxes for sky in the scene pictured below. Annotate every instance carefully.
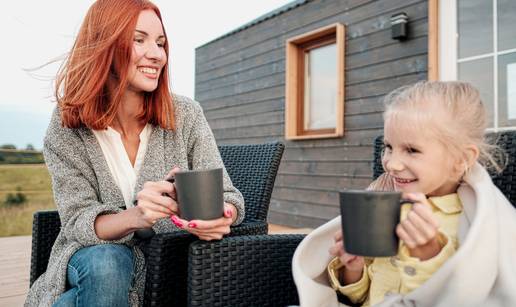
[0,0,293,150]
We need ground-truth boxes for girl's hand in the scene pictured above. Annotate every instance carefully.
[329,230,364,285]
[170,202,237,241]
[133,170,180,228]
[396,192,442,260]
[329,230,364,271]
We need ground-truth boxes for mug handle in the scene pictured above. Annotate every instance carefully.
[399,199,415,205]
[163,176,175,198]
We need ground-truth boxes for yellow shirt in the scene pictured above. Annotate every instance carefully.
[327,194,462,306]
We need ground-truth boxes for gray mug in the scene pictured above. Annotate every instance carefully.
[173,168,224,221]
[339,190,412,257]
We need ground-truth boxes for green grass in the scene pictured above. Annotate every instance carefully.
[0,164,55,237]
[0,164,52,191]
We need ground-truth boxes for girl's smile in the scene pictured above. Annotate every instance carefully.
[392,176,417,188]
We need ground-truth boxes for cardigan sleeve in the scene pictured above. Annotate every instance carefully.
[327,257,370,304]
[43,139,134,246]
[186,102,245,225]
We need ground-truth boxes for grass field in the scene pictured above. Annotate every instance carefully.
[0,164,55,237]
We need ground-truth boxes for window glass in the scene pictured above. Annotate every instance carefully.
[303,43,337,130]
[458,0,493,58]
[498,0,516,51]
[459,57,494,126]
[498,52,516,127]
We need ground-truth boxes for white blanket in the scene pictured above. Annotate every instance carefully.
[292,163,516,307]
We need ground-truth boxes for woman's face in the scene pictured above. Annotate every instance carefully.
[127,10,167,93]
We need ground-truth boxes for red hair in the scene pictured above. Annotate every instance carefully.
[56,0,175,130]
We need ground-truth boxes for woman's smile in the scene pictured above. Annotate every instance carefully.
[137,65,159,79]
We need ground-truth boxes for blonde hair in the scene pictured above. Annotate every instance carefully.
[382,80,506,175]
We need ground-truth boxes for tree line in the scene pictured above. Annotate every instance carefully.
[0,144,44,164]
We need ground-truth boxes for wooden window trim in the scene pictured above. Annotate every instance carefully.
[285,23,345,140]
[428,0,439,81]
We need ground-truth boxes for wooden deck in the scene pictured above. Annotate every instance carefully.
[0,225,311,306]
[0,236,31,307]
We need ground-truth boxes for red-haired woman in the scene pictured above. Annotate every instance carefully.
[25,1,244,306]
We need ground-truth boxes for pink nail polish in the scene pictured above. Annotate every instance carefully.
[170,215,182,228]
[188,222,197,228]
[226,209,233,217]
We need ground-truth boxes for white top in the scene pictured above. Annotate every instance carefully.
[92,124,152,208]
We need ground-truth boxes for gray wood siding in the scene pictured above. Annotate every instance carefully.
[195,0,430,228]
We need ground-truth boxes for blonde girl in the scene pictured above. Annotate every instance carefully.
[292,81,516,307]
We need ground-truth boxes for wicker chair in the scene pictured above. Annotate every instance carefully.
[29,142,285,307]
[186,131,516,307]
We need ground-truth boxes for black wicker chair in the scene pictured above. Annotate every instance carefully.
[29,142,285,306]
[188,234,305,307]
[185,131,516,307]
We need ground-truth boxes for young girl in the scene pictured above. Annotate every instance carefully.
[292,81,516,306]
[25,0,244,306]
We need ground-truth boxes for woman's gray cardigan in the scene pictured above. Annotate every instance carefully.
[25,94,245,306]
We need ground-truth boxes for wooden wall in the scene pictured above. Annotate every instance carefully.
[194,0,430,228]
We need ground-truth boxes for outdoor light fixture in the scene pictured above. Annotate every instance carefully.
[391,12,408,41]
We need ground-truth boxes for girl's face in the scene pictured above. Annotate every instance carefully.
[127,10,167,93]
[382,115,463,197]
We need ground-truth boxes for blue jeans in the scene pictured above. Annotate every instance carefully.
[52,244,134,307]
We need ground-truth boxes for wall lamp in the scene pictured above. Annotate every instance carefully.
[391,12,408,41]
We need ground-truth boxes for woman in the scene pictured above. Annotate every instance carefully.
[25,0,244,306]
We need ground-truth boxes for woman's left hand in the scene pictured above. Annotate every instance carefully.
[170,202,237,241]
[396,192,442,260]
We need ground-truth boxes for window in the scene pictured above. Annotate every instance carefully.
[285,23,345,140]
[438,0,516,129]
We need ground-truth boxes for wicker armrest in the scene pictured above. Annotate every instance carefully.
[187,234,305,307]
[142,221,268,306]
[229,220,268,236]
[30,210,61,286]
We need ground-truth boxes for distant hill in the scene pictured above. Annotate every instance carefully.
[0,149,44,164]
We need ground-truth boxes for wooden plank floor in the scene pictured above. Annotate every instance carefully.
[0,236,31,307]
[0,225,312,307]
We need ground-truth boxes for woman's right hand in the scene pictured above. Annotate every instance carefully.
[329,230,364,284]
[134,180,179,228]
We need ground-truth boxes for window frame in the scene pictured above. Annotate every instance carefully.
[436,0,516,131]
[285,23,345,140]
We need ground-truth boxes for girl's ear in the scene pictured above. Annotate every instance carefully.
[452,144,480,179]
[463,144,480,169]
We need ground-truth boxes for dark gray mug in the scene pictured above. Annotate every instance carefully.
[174,168,224,220]
[339,190,412,257]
